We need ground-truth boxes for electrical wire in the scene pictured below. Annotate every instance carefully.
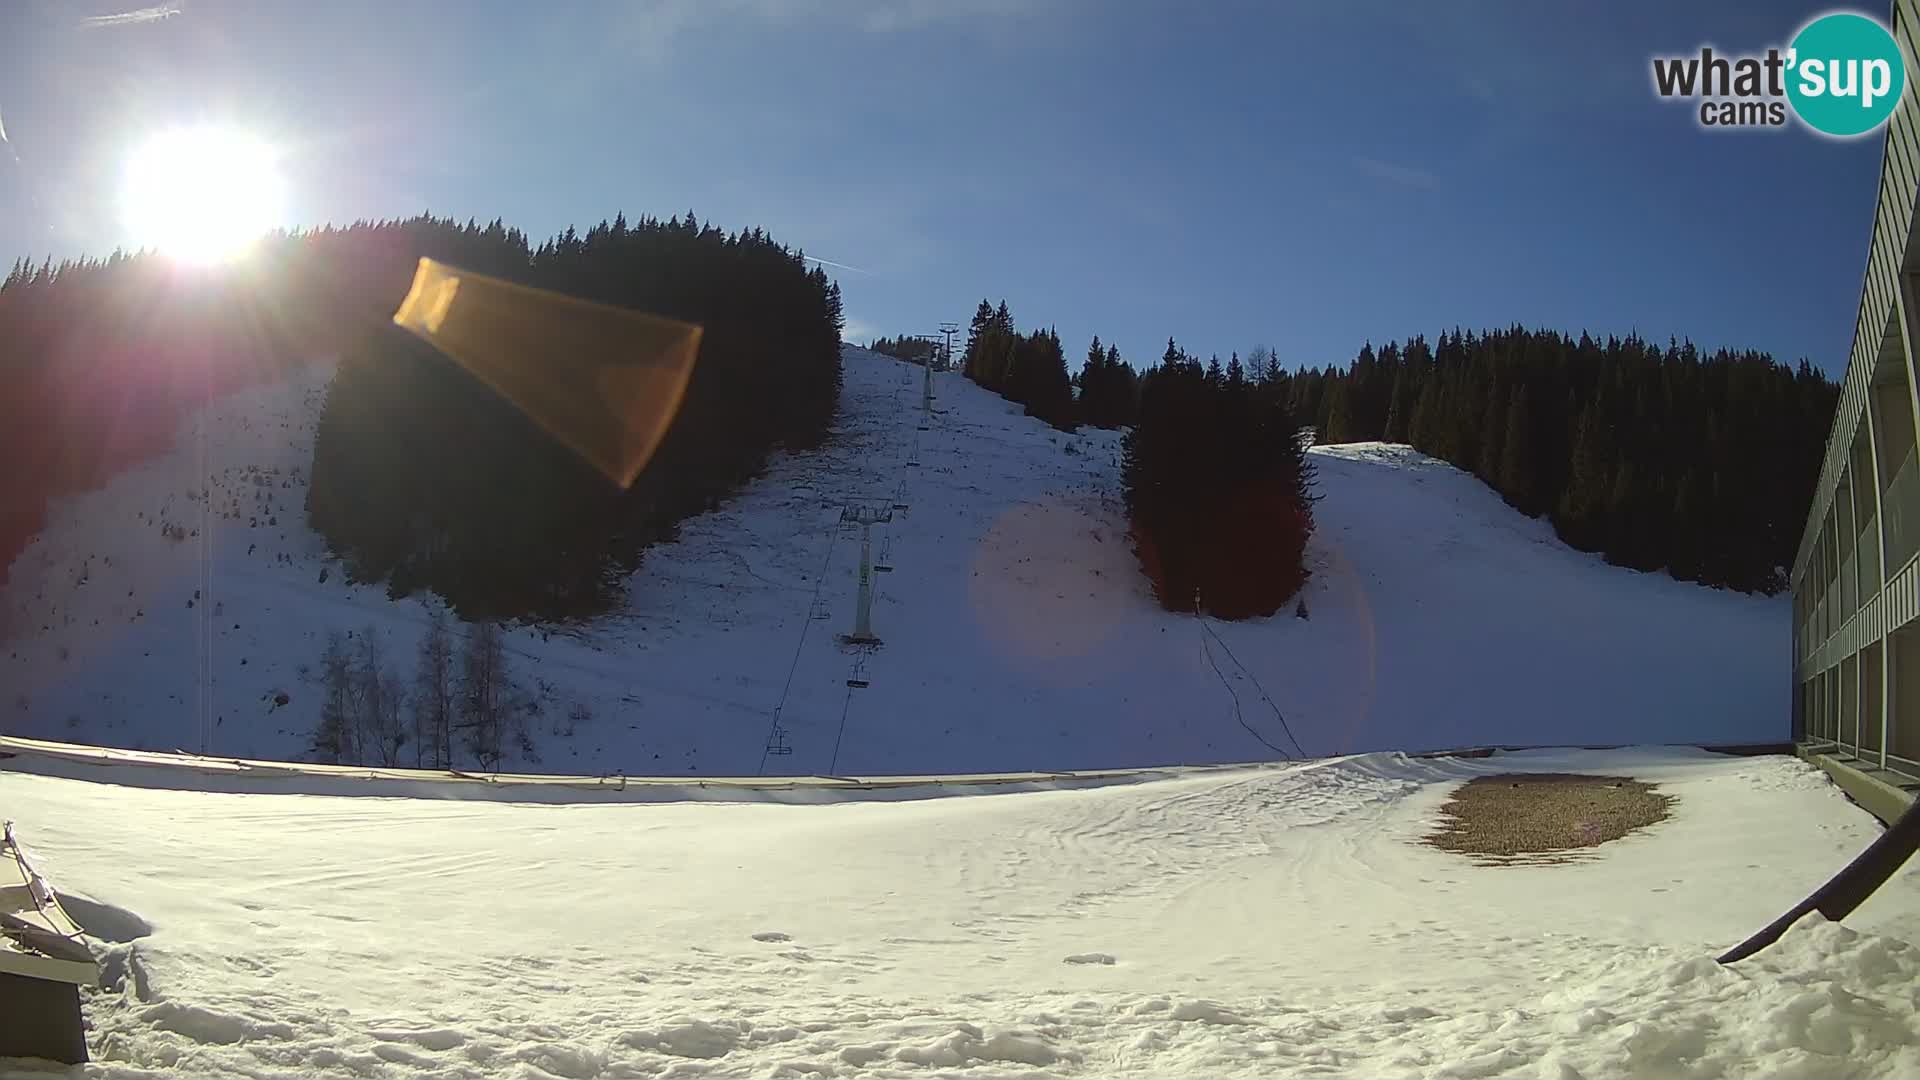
[1198,617,1309,759]
[1197,621,1289,759]
[1191,597,1306,760]
[827,680,856,775]
[756,518,842,775]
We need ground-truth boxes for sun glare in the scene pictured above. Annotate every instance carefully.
[121,126,286,265]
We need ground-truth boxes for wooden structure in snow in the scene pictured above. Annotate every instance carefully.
[2,820,96,1064]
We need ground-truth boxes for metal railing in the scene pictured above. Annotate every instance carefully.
[1861,512,1883,597]
[1883,449,1920,574]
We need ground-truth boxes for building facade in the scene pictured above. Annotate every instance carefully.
[1793,0,1920,801]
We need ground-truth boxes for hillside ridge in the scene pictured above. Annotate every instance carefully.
[0,346,1786,772]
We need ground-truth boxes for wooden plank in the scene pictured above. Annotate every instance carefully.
[0,823,95,988]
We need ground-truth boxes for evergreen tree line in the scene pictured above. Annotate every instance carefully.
[311,612,552,770]
[1281,327,1836,592]
[1077,334,1141,429]
[0,211,845,619]
[304,211,846,619]
[1123,339,1317,618]
[0,230,419,583]
[960,299,1079,431]
[868,334,940,365]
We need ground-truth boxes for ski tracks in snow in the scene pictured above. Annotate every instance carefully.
[7,751,1920,1078]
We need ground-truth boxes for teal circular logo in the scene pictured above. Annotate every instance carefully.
[1787,13,1907,137]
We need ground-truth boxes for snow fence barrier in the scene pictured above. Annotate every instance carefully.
[0,734,1279,804]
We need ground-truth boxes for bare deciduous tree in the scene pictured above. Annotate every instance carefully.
[459,619,507,770]
[356,625,407,766]
[413,612,455,769]
[311,631,356,763]
[309,625,407,766]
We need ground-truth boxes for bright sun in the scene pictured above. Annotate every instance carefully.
[121,126,286,265]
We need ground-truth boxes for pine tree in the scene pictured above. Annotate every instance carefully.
[1498,385,1536,510]
[1476,383,1506,483]
[1671,468,1706,580]
[1078,335,1134,428]
[1607,461,1641,568]
[1383,369,1413,443]
[825,281,845,339]
[1123,344,1316,619]
[964,299,994,365]
[1407,378,1440,452]
[1010,328,1076,430]
[1323,380,1354,443]
[1557,408,1609,549]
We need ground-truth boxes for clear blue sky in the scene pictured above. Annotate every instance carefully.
[0,0,1888,375]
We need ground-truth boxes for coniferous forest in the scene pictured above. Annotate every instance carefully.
[308,212,845,619]
[1123,340,1317,618]
[960,299,1079,432]
[964,301,1835,603]
[867,335,940,365]
[1280,329,1836,594]
[0,235,380,585]
[1077,334,1141,430]
[0,212,845,619]
[2,229,1839,625]
[958,300,1314,617]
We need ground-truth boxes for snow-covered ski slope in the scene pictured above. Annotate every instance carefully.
[0,346,1784,773]
[3,746,1917,1078]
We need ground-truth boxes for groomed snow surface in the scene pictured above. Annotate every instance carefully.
[2,747,1918,1078]
[0,344,1881,1078]
[1,346,1785,774]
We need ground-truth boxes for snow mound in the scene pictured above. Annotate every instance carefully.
[2,347,1785,773]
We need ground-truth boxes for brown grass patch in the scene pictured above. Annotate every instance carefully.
[1423,773,1673,865]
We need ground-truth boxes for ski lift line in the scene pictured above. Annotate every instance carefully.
[756,519,845,775]
[197,364,214,759]
[1198,617,1308,759]
[828,681,857,774]
[1197,623,1289,760]
[1190,595,1297,757]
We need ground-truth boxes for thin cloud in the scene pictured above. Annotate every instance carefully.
[79,2,183,28]
[857,0,1043,33]
[1353,156,1439,190]
[611,0,1054,62]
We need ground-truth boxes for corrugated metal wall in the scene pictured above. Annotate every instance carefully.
[1792,0,1920,785]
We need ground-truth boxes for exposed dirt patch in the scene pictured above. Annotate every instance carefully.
[1424,773,1673,864]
